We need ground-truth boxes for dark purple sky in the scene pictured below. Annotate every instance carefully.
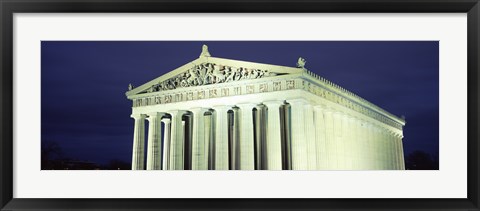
[41,41,439,165]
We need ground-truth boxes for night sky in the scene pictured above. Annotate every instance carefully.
[41,41,439,166]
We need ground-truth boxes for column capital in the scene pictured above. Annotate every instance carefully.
[262,100,284,107]
[236,103,257,109]
[332,110,344,117]
[190,107,209,114]
[211,105,232,111]
[146,112,164,120]
[131,114,146,120]
[168,110,188,116]
[314,104,327,110]
[286,98,309,105]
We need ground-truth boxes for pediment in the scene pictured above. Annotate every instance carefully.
[126,56,303,97]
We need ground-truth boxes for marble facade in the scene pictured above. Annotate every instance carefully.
[125,45,406,170]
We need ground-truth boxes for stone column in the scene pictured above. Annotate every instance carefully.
[344,115,354,170]
[332,111,343,169]
[288,99,308,170]
[131,114,146,170]
[191,108,208,170]
[398,134,405,170]
[162,118,171,170]
[304,103,317,170]
[371,126,379,170]
[213,106,229,170]
[351,118,360,170]
[255,104,266,170]
[263,101,283,170]
[169,110,187,170]
[237,103,256,170]
[386,131,394,170]
[364,123,373,170]
[324,108,335,170]
[204,114,214,170]
[392,133,399,170]
[388,132,394,170]
[314,105,327,170]
[146,112,164,170]
[381,128,388,170]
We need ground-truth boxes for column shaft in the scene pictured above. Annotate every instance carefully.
[237,104,255,170]
[131,114,146,170]
[169,110,186,170]
[162,119,171,170]
[398,135,405,170]
[289,99,308,170]
[304,104,317,170]
[324,110,335,170]
[191,108,207,170]
[314,106,327,170]
[214,106,229,170]
[146,113,163,170]
[264,101,283,170]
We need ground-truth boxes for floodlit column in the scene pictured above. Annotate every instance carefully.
[304,103,317,170]
[333,112,343,169]
[288,99,308,170]
[385,130,391,169]
[398,134,405,170]
[131,114,146,170]
[324,108,335,170]
[191,108,208,170]
[376,129,384,169]
[204,114,214,170]
[344,115,354,170]
[373,126,381,170]
[169,110,187,170]
[213,105,229,170]
[377,127,386,169]
[237,103,255,170]
[146,112,164,170]
[162,118,171,170]
[393,133,402,170]
[314,105,327,170]
[388,132,395,170]
[264,101,283,170]
[351,118,360,170]
[364,123,373,169]
[388,131,396,170]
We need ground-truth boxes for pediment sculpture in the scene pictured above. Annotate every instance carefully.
[144,63,283,93]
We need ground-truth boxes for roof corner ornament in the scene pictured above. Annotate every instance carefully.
[199,44,211,57]
[297,57,306,69]
[128,83,134,91]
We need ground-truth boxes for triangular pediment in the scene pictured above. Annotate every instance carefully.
[126,56,304,97]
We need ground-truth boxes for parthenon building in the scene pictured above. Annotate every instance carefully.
[125,45,406,170]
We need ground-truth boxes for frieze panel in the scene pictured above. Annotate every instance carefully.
[259,83,268,93]
[286,80,295,89]
[132,77,402,130]
[209,89,218,98]
[142,63,283,93]
[246,85,255,94]
[273,81,281,91]
[198,91,205,99]
[234,87,241,95]
[221,88,229,97]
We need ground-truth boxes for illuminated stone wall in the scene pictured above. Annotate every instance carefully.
[126,46,406,170]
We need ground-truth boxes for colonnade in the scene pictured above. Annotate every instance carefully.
[131,99,405,170]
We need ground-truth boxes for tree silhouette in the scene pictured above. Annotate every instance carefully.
[405,150,439,170]
[41,141,64,170]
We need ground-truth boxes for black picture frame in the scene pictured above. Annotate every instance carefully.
[1,0,479,210]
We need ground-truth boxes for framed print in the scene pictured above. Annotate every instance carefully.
[1,0,479,210]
